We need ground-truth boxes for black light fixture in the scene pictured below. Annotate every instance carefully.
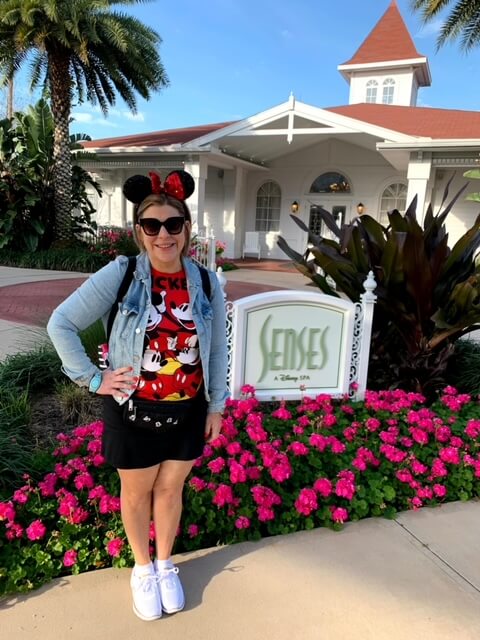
[291,200,299,213]
[356,202,365,215]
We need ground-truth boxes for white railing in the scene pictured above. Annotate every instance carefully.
[190,233,217,272]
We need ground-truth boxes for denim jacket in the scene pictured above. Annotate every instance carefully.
[47,253,229,413]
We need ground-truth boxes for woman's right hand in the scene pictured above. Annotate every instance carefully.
[97,366,138,397]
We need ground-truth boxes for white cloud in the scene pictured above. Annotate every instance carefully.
[72,112,120,128]
[73,107,144,124]
[73,112,93,123]
[123,111,145,122]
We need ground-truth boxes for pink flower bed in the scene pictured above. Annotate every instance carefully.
[1,386,479,595]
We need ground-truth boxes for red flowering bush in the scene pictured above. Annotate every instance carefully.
[1,386,480,595]
[89,226,137,260]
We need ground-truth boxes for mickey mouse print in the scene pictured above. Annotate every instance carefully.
[135,268,203,401]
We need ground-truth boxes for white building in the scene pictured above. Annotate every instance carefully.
[83,1,480,260]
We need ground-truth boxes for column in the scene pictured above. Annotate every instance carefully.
[184,157,207,234]
[406,152,432,225]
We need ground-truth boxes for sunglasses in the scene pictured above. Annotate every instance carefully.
[138,216,185,236]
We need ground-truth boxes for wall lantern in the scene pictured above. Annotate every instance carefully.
[291,201,299,214]
[356,202,365,215]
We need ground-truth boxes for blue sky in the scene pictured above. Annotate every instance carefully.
[9,0,480,140]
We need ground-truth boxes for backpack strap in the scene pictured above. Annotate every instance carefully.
[197,263,212,301]
[106,256,137,341]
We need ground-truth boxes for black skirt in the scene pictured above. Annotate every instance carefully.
[102,392,208,469]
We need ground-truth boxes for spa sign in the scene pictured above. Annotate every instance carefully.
[230,290,358,401]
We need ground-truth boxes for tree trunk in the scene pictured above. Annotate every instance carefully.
[7,77,14,119]
[49,51,73,242]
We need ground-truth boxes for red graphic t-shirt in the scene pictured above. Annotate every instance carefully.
[135,268,203,401]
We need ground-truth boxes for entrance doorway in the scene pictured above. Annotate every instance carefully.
[309,204,346,239]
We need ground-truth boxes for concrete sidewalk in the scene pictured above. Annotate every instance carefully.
[1,265,480,639]
[2,501,480,640]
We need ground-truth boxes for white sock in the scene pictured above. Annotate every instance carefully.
[134,561,154,577]
[155,558,173,571]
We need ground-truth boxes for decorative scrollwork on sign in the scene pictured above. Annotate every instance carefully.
[225,300,234,388]
[349,302,363,397]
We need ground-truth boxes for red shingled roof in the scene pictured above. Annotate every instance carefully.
[82,121,235,148]
[326,103,480,139]
[341,1,425,65]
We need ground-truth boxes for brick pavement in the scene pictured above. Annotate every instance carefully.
[0,272,285,327]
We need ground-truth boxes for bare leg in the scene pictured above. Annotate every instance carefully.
[117,465,161,565]
[152,459,195,559]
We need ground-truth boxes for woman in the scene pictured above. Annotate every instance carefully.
[47,170,229,622]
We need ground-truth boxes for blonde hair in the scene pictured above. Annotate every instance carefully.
[133,193,192,256]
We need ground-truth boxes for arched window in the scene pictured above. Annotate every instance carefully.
[309,172,350,194]
[366,80,378,103]
[382,78,395,104]
[255,181,281,232]
[379,183,407,225]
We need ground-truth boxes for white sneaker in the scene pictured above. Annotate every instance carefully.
[157,566,185,614]
[130,569,162,621]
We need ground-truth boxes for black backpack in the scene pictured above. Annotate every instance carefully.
[106,256,212,341]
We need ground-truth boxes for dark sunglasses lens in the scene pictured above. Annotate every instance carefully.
[140,219,161,235]
[140,217,184,235]
[164,217,185,234]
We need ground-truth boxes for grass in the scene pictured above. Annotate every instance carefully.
[55,380,101,426]
[0,388,32,499]
[0,344,62,394]
[79,319,106,364]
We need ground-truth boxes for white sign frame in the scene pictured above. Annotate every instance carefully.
[230,290,358,402]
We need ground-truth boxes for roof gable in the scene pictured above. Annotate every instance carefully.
[341,1,424,65]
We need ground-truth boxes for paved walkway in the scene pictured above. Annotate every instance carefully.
[0,263,480,639]
[0,263,310,360]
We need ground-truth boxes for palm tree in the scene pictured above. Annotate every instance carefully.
[412,0,480,51]
[0,0,168,240]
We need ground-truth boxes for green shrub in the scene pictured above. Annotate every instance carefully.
[55,381,101,426]
[0,345,62,393]
[0,100,100,252]
[0,247,109,272]
[447,338,480,395]
[1,386,480,595]
[89,227,138,260]
[278,178,480,397]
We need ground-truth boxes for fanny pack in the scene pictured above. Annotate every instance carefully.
[123,397,195,433]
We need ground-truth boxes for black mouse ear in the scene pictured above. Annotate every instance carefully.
[164,170,195,200]
[122,175,153,204]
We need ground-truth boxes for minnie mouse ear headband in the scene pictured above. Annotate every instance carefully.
[122,170,195,208]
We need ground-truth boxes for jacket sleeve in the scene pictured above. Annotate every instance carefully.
[46,256,128,387]
[206,272,230,413]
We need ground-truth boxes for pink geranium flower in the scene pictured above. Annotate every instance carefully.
[313,478,332,498]
[26,519,47,541]
[235,516,251,529]
[331,507,348,523]
[106,537,124,557]
[295,488,318,516]
[63,550,78,567]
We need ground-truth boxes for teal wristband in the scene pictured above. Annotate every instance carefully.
[88,372,103,394]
